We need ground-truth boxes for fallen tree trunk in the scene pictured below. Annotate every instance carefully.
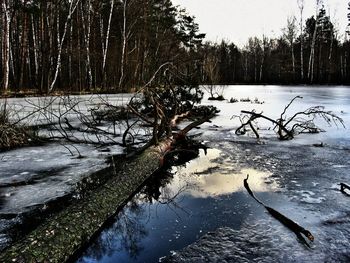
[0,111,214,262]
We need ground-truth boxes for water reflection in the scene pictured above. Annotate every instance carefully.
[77,148,274,263]
[78,200,148,262]
[167,149,273,198]
[184,168,272,198]
[77,169,191,263]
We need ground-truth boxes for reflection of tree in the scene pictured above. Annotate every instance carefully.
[115,210,148,258]
[141,169,192,222]
[142,170,174,203]
[81,166,193,262]
[82,203,147,261]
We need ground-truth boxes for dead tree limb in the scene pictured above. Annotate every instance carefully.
[244,175,314,245]
[236,110,293,139]
[340,183,350,196]
[236,96,344,140]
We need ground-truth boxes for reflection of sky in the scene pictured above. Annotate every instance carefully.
[78,147,275,263]
[186,168,272,198]
[165,149,274,198]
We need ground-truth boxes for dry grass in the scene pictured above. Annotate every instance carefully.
[0,105,33,150]
[0,123,32,150]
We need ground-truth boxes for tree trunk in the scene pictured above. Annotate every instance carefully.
[308,25,317,83]
[31,14,39,89]
[68,17,73,89]
[102,0,114,85]
[119,0,129,90]
[298,0,305,81]
[340,55,344,80]
[308,2,320,83]
[328,29,334,82]
[291,42,295,77]
[81,0,92,90]
[19,13,28,89]
[49,0,80,93]
[2,1,11,93]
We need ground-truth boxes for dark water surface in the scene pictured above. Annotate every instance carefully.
[77,86,350,263]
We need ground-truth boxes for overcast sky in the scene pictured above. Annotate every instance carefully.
[172,0,349,47]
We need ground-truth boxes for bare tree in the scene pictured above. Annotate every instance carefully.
[308,0,322,83]
[203,50,222,99]
[31,14,39,88]
[283,16,297,77]
[81,0,93,89]
[49,0,81,93]
[1,0,12,93]
[101,0,115,84]
[119,0,129,90]
[259,35,269,82]
[297,0,305,80]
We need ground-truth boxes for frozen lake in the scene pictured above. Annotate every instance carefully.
[76,85,350,263]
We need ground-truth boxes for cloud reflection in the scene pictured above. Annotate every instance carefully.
[168,149,274,198]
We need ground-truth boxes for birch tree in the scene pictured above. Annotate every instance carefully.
[31,14,39,88]
[49,0,80,93]
[81,0,93,89]
[119,0,128,90]
[101,0,115,84]
[1,0,12,93]
[297,0,305,80]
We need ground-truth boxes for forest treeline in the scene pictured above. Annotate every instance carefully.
[204,4,350,85]
[1,0,350,95]
[0,0,205,94]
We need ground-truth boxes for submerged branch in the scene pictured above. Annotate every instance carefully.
[243,175,314,245]
[236,96,344,140]
[340,183,350,196]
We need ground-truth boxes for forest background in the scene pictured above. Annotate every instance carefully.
[1,0,350,95]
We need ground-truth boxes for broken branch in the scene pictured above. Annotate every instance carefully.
[244,175,314,245]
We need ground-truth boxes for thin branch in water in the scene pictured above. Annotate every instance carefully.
[244,175,314,246]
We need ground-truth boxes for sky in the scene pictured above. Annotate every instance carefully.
[171,0,349,47]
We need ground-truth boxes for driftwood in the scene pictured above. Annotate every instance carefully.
[244,175,314,245]
[236,96,344,140]
[340,183,350,196]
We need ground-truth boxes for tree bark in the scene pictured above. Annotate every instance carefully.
[81,0,92,90]
[2,1,11,93]
[298,0,305,81]
[119,0,128,90]
[308,1,320,83]
[19,13,28,89]
[31,14,39,88]
[102,0,114,84]
[49,0,80,93]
